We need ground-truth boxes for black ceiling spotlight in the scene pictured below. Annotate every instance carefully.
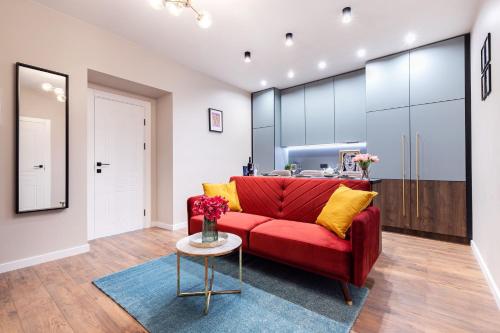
[244,51,251,63]
[342,6,352,23]
[285,32,294,47]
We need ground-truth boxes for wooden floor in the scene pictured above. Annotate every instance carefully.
[0,228,498,333]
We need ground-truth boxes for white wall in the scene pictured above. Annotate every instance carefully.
[0,0,250,267]
[471,0,500,308]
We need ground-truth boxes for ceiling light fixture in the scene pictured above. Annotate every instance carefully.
[285,33,294,47]
[287,70,295,79]
[357,49,366,58]
[41,83,53,92]
[244,51,252,63]
[318,61,327,70]
[150,0,212,29]
[405,32,417,45]
[260,80,268,87]
[53,87,65,96]
[342,7,352,24]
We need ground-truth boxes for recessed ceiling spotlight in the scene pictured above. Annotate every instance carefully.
[244,51,251,63]
[318,61,327,70]
[357,49,367,58]
[287,70,295,79]
[260,80,268,87]
[405,32,417,45]
[342,7,352,24]
[285,33,294,47]
[41,83,53,92]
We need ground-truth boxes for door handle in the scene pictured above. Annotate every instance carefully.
[401,135,406,217]
[416,132,420,219]
[33,164,44,169]
[96,162,110,167]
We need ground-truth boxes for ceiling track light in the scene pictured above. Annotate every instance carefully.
[285,32,294,46]
[244,51,251,63]
[150,0,212,28]
[342,7,352,24]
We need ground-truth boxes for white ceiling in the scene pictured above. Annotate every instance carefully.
[34,0,480,92]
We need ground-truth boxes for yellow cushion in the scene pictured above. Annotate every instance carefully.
[202,181,242,212]
[316,184,378,239]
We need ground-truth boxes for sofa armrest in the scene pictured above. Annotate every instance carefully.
[187,195,204,235]
[350,206,381,287]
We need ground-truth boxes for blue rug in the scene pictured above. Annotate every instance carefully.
[93,254,368,333]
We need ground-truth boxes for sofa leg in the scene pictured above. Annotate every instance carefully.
[340,281,353,306]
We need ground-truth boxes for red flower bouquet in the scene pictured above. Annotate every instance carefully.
[193,195,229,243]
[193,195,229,221]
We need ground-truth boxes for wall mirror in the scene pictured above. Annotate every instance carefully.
[16,63,69,213]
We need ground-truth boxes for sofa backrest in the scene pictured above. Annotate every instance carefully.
[230,176,371,224]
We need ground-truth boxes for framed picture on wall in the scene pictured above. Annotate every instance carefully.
[339,150,361,175]
[482,64,492,101]
[481,33,491,73]
[208,108,223,133]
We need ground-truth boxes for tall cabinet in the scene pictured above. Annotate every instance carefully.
[367,36,470,241]
[252,88,283,173]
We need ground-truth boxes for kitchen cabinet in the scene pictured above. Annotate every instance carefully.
[305,78,335,145]
[410,36,465,106]
[334,70,366,143]
[281,85,305,146]
[366,52,410,112]
[252,89,275,129]
[253,126,275,174]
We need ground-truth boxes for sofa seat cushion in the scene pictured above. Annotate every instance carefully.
[190,212,273,249]
[249,220,352,281]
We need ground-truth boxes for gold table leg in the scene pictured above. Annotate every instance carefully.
[176,248,243,315]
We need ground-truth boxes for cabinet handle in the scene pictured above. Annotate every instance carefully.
[416,132,420,219]
[401,135,406,217]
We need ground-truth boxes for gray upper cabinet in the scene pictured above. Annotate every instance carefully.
[253,126,275,174]
[281,85,305,146]
[410,99,465,181]
[367,107,410,179]
[366,52,410,112]
[252,89,275,128]
[305,78,335,145]
[334,70,366,143]
[410,36,465,106]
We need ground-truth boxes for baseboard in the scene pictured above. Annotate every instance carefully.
[471,240,500,309]
[152,221,187,231]
[0,243,90,274]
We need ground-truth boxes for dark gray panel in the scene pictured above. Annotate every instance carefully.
[274,90,286,169]
[252,89,275,128]
[253,126,275,174]
[366,108,410,179]
[410,100,465,181]
[334,70,366,143]
[281,85,305,146]
[305,78,335,145]
[410,36,465,105]
[366,52,410,112]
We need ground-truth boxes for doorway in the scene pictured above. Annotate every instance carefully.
[87,89,151,240]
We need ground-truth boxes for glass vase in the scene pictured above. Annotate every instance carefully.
[202,217,218,243]
[361,166,370,180]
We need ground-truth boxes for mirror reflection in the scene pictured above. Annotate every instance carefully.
[17,64,68,213]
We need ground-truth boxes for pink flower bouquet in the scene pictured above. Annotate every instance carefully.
[352,153,380,170]
[193,195,229,221]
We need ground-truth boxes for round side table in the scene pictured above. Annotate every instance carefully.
[175,232,242,315]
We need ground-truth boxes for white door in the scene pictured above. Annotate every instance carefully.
[19,117,51,211]
[93,96,145,239]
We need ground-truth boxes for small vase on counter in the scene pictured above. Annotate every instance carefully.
[352,154,380,181]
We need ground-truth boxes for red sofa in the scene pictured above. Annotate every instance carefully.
[187,176,381,304]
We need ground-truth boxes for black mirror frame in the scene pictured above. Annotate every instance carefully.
[15,62,69,214]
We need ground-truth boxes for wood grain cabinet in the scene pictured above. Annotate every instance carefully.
[367,35,469,242]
